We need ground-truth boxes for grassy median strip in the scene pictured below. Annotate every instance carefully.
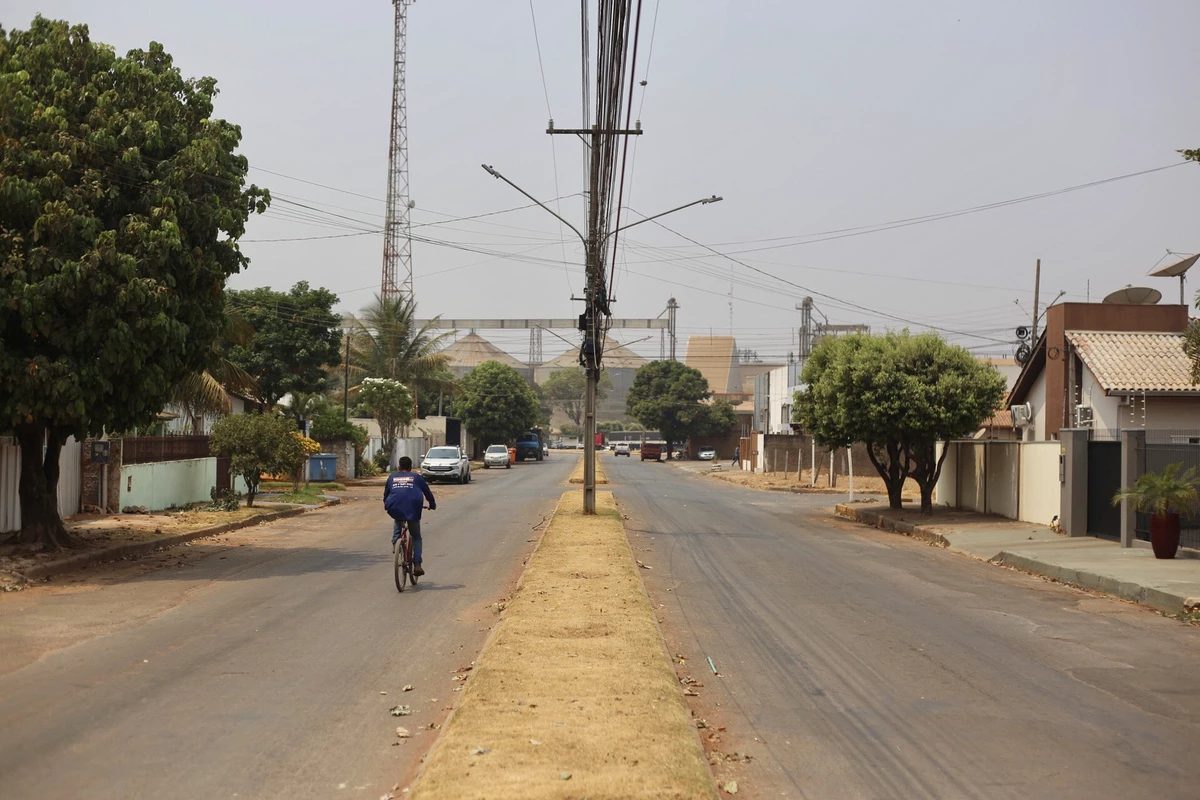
[408,490,715,800]
[567,453,608,485]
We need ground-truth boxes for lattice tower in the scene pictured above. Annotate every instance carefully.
[381,0,414,300]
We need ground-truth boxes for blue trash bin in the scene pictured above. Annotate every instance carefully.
[308,453,337,482]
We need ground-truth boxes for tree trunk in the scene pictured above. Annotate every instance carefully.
[865,440,907,510]
[14,423,77,550]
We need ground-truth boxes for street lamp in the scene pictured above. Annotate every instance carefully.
[481,164,720,513]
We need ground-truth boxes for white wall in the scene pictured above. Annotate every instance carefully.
[1018,442,1060,525]
[935,440,1061,525]
[1030,369,1048,441]
[120,457,217,511]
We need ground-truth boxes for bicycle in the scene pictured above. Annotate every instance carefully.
[392,506,430,592]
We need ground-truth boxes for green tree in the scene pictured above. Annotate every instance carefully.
[0,18,268,547]
[358,378,413,467]
[455,361,540,447]
[349,294,453,400]
[626,361,734,456]
[168,306,259,434]
[540,368,611,427]
[210,413,305,507]
[794,332,1005,513]
[225,282,341,409]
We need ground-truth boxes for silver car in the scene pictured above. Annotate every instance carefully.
[421,445,471,484]
[484,444,511,469]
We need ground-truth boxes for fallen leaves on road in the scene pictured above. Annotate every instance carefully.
[390,705,411,716]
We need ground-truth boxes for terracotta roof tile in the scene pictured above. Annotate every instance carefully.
[1065,330,1199,393]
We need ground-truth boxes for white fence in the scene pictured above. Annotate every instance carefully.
[935,440,1060,525]
[1,435,83,533]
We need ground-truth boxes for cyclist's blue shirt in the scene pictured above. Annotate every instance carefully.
[384,470,436,521]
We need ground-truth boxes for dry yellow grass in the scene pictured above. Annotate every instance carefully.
[567,451,609,485]
[408,490,715,800]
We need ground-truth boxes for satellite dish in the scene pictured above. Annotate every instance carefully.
[1102,286,1161,305]
[1148,252,1198,305]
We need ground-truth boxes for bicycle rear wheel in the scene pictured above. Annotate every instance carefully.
[394,534,409,592]
[405,537,418,587]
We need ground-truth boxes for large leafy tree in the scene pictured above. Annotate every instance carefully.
[626,361,736,456]
[455,361,540,447]
[541,367,611,427]
[0,18,268,547]
[225,281,341,409]
[794,332,1005,513]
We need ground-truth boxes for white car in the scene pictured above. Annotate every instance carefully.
[614,442,631,457]
[421,445,471,484]
[483,444,511,469]
[698,447,717,461]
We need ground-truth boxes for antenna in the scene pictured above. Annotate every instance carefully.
[1102,286,1162,305]
[382,0,416,301]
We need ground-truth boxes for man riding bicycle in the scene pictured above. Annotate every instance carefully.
[384,456,436,576]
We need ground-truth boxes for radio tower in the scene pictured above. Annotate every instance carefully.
[381,0,414,301]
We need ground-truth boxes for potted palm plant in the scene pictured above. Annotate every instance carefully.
[1112,462,1200,559]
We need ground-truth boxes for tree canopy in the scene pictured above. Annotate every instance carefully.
[0,18,268,547]
[626,361,736,453]
[349,294,453,403]
[794,331,1006,512]
[357,378,413,468]
[455,361,540,447]
[210,414,306,507]
[225,282,341,409]
[541,368,611,427]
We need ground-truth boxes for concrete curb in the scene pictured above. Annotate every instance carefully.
[989,550,1189,615]
[835,504,950,547]
[20,497,341,581]
[834,503,1200,616]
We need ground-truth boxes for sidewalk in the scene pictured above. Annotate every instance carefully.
[835,504,1200,616]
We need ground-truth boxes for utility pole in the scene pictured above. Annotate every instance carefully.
[796,297,814,360]
[1031,258,1041,344]
[667,297,679,360]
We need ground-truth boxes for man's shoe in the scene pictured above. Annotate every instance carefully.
[413,564,425,577]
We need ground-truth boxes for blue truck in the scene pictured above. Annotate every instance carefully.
[514,428,544,462]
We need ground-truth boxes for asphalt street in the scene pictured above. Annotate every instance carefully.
[0,455,574,799]
[611,456,1200,800]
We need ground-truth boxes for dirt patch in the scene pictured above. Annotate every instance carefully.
[408,490,715,800]
[0,506,280,582]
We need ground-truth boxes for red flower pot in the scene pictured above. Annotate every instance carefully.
[1149,513,1181,559]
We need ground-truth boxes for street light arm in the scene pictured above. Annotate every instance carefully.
[480,164,587,247]
[606,195,722,241]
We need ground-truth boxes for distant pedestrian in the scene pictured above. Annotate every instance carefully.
[731,445,739,467]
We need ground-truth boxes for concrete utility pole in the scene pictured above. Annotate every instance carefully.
[1031,258,1041,345]
[667,297,679,360]
[480,156,717,513]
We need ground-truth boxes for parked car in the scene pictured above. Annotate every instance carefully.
[421,445,471,484]
[614,442,631,457]
[698,447,716,461]
[483,444,511,469]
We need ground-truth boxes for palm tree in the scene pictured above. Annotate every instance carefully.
[168,307,260,433]
[348,294,456,403]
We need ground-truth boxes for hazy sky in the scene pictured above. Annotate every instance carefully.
[7,1,1200,363]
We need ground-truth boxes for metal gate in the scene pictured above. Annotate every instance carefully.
[1086,441,1121,539]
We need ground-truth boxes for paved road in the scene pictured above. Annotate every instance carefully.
[0,455,574,799]
[610,456,1200,800]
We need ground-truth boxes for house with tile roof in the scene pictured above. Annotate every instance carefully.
[1006,302,1199,440]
